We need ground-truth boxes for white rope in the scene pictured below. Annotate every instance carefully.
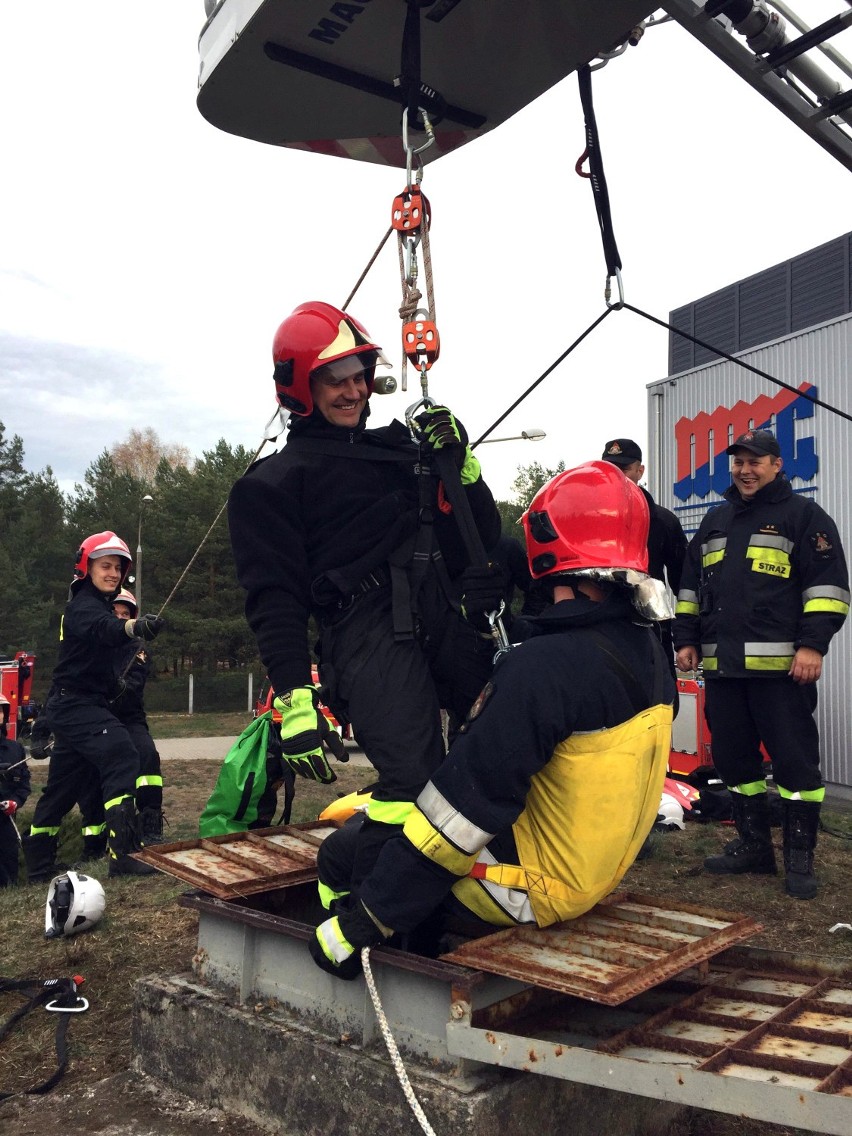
[361,947,438,1136]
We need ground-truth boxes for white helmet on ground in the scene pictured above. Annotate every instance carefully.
[45,871,106,939]
[654,792,686,831]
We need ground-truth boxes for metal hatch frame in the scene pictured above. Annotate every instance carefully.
[446,954,852,1136]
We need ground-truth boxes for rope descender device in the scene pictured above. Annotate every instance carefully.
[395,107,439,397]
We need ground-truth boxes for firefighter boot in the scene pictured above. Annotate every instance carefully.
[22,831,65,884]
[704,793,777,875]
[782,800,820,900]
[106,798,157,878]
[139,807,166,846]
[80,832,108,861]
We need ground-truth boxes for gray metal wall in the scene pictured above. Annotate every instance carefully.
[648,312,852,793]
[668,232,852,375]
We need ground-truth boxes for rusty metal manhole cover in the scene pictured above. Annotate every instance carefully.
[441,892,761,1005]
[135,823,338,899]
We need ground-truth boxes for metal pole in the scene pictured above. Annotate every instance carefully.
[188,673,194,716]
[136,495,153,612]
[247,672,254,713]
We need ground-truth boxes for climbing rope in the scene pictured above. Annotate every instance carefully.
[361,947,438,1136]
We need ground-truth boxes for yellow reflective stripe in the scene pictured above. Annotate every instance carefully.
[416,782,494,853]
[777,786,825,803]
[403,808,478,877]
[317,882,349,911]
[315,916,354,964]
[59,613,65,642]
[450,878,519,927]
[803,598,849,614]
[746,546,791,566]
[367,799,414,826]
[104,794,133,812]
[30,825,60,837]
[745,656,793,671]
[136,775,163,788]
[702,657,718,670]
[81,824,106,836]
[676,601,699,616]
[730,781,767,797]
[702,550,725,567]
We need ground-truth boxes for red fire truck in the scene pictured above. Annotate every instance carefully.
[0,652,37,741]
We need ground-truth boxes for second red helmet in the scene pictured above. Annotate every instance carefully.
[522,461,649,579]
[272,301,383,416]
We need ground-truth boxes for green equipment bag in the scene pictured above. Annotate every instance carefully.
[199,711,272,836]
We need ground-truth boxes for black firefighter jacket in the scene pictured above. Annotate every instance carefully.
[227,409,501,695]
[673,475,849,677]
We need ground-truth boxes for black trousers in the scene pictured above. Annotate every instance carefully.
[0,816,20,886]
[30,692,139,832]
[704,677,822,794]
[319,584,494,805]
[318,582,494,892]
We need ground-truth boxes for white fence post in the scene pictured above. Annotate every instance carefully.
[188,673,194,715]
[247,672,254,713]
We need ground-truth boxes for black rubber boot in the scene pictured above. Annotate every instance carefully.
[139,807,166,846]
[22,831,65,883]
[782,800,820,900]
[80,833,108,861]
[106,799,157,878]
[704,793,777,875]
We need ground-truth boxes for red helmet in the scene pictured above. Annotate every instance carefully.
[271,301,382,416]
[112,589,138,615]
[73,532,132,589]
[522,461,649,579]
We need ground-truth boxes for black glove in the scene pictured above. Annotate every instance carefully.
[127,614,164,641]
[415,405,466,466]
[460,563,506,628]
[29,735,53,760]
[275,687,347,784]
[308,899,389,981]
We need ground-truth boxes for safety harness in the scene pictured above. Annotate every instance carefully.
[0,974,88,1100]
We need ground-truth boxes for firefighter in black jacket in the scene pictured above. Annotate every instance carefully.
[228,302,503,889]
[22,533,163,881]
[674,429,849,899]
[0,693,30,887]
[308,461,675,978]
[76,589,167,857]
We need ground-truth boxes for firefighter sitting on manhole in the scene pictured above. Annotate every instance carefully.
[309,461,677,978]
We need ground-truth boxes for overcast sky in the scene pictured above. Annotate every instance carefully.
[1,3,851,504]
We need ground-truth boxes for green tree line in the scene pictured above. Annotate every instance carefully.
[0,420,563,696]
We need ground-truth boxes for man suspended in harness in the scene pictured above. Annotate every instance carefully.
[227,301,503,890]
[307,461,677,979]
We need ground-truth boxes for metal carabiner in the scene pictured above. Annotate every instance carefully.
[402,108,435,185]
[405,395,435,443]
[487,602,512,663]
[605,266,625,309]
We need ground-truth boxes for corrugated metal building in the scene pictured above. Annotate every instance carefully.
[648,231,852,794]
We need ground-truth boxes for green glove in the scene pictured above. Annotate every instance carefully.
[274,686,346,784]
[415,405,481,485]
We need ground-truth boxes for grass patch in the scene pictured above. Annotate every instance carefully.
[145,711,254,739]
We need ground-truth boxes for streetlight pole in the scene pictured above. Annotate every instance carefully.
[136,495,153,612]
[477,428,547,444]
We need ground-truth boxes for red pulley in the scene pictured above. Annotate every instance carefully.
[402,315,440,370]
[391,185,430,232]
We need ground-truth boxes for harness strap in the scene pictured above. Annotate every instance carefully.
[0,976,86,1100]
[577,64,622,279]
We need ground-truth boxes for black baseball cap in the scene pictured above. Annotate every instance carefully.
[601,438,642,467]
[725,429,781,458]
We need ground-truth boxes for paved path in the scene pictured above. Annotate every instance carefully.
[156,735,374,769]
